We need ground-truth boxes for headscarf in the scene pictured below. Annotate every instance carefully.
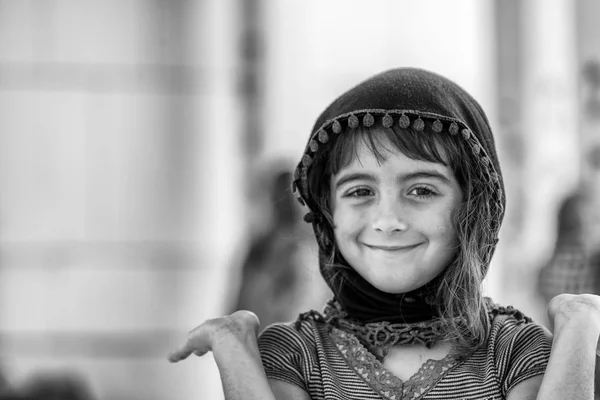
[292,68,505,323]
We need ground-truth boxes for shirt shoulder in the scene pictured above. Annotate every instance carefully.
[487,306,552,395]
[258,318,320,354]
[257,316,325,391]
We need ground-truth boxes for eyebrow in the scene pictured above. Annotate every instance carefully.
[334,172,377,189]
[334,169,452,189]
[400,170,452,185]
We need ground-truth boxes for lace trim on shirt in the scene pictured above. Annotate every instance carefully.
[330,327,459,400]
[318,300,460,360]
[296,298,533,359]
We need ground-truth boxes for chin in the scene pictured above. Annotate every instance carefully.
[369,279,420,294]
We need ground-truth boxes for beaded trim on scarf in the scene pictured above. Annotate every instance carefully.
[291,110,504,243]
[293,110,502,203]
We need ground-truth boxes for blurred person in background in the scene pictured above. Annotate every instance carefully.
[537,145,600,301]
[537,191,592,299]
[20,373,93,400]
[232,163,330,330]
[169,68,600,399]
[0,372,93,400]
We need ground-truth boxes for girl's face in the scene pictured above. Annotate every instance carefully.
[330,137,463,294]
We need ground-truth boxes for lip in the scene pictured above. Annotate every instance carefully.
[366,243,422,251]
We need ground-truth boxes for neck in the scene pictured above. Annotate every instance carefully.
[326,267,440,324]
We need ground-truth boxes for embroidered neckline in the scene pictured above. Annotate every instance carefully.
[330,327,459,400]
[320,300,460,359]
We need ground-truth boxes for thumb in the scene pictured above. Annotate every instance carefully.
[168,339,209,363]
[167,342,194,363]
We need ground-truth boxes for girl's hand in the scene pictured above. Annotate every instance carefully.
[167,310,260,363]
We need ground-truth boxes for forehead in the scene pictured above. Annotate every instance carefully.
[333,139,456,186]
[335,131,451,173]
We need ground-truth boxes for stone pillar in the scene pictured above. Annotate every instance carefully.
[0,1,244,399]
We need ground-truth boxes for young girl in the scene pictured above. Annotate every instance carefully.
[168,68,600,399]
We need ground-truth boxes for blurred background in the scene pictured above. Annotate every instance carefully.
[0,0,600,399]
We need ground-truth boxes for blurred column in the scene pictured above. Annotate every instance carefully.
[495,0,579,322]
[238,0,265,162]
[491,0,525,304]
[0,1,244,399]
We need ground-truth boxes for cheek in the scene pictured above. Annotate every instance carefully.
[432,204,459,240]
[428,216,459,249]
[332,205,365,238]
[436,223,454,236]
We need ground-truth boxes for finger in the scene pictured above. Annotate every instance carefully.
[168,322,214,363]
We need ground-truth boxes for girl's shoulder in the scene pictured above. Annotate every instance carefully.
[486,301,551,341]
[256,310,333,389]
[474,301,552,395]
[257,310,330,355]
[483,301,552,371]
[485,300,552,345]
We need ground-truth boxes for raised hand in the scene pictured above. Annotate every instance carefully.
[547,293,600,330]
[168,310,260,363]
[546,293,600,356]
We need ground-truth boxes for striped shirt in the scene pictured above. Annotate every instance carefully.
[258,309,551,399]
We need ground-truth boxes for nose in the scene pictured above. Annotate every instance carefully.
[371,198,408,234]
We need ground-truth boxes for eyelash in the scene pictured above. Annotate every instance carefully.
[345,187,374,198]
[409,185,438,199]
[343,185,438,199]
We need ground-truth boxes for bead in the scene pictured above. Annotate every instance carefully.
[481,156,490,165]
[309,140,319,152]
[399,114,410,128]
[449,122,459,135]
[348,114,359,129]
[332,120,342,133]
[318,129,329,143]
[432,119,443,133]
[303,212,315,223]
[461,128,471,140]
[363,113,375,127]
[302,154,313,167]
[472,143,480,155]
[413,117,425,131]
[382,113,393,128]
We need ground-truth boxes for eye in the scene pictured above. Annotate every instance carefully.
[345,187,374,198]
[408,185,437,199]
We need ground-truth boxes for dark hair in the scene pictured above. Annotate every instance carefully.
[306,124,495,355]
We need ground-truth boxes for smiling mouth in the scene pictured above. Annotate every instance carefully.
[366,244,422,251]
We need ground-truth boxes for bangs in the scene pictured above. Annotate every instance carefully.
[327,125,464,178]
